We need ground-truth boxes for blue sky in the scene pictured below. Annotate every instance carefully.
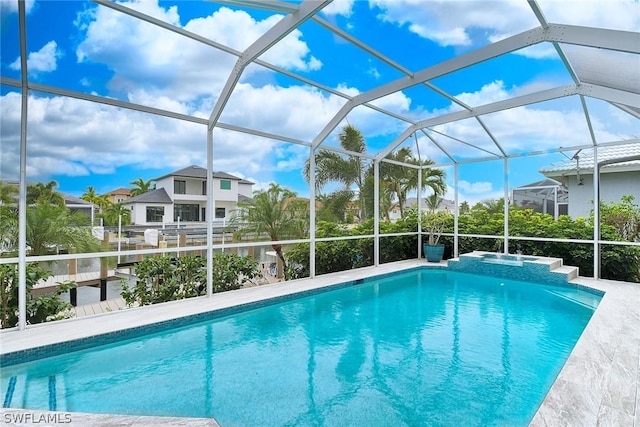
[1,0,638,204]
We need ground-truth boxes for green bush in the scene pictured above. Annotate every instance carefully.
[286,205,640,283]
[0,263,75,328]
[122,253,261,306]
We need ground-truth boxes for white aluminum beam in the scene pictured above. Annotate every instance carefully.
[312,27,546,149]
[208,1,331,129]
[580,95,598,145]
[419,129,456,163]
[611,103,640,120]
[377,84,578,160]
[17,0,28,331]
[577,84,640,108]
[545,24,640,55]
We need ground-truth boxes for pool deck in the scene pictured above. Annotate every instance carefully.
[1,259,639,426]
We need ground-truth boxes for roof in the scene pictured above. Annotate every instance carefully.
[104,188,131,196]
[125,188,172,204]
[514,179,563,189]
[62,194,93,206]
[540,143,640,176]
[153,165,254,185]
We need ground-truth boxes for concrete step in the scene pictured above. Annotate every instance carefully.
[550,265,579,281]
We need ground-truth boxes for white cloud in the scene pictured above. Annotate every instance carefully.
[458,180,493,194]
[444,183,503,206]
[0,92,285,183]
[321,0,355,17]
[10,41,62,74]
[74,2,322,103]
[0,0,35,14]
[370,0,639,58]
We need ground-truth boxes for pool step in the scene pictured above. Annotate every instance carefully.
[550,265,579,281]
[447,252,580,285]
[3,374,64,411]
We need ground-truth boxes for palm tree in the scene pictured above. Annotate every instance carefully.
[425,194,441,212]
[81,186,98,203]
[27,181,65,206]
[3,202,100,255]
[316,189,353,223]
[101,203,131,226]
[233,183,308,277]
[305,125,369,221]
[129,178,154,197]
[0,182,18,253]
[381,148,447,219]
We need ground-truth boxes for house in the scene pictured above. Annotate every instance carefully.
[123,166,253,226]
[0,180,95,221]
[104,188,131,204]
[540,143,640,218]
[511,179,568,219]
[388,197,455,221]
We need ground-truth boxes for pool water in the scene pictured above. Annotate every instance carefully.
[1,269,600,426]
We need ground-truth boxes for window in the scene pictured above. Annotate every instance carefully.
[220,180,231,190]
[146,206,164,222]
[215,207,226,219]
[174,180,186,194]
[202,181,207,195]
[174,204,200,222]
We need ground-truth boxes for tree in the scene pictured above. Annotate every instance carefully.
[27,181,65,206]
[598,195,640,242]
[100,203,131,227]
[316,190,353,223]
[24,202,102,255]
[425,194,441,212]
[472,198,504,215]
[129,178,154,197]
[0,263,75,328]
[305,125,369,221]
[233,183,308,277]
[0,182,18,253]
[81,186,98,204]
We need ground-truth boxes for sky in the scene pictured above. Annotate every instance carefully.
[1,0,639,205]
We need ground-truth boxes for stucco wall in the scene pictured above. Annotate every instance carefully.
[567,171,640,218]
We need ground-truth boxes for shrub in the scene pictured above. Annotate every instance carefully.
[122,253,261,306]
[0,263,75,328]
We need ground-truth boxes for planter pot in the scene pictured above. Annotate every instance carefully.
[423,244,445,263]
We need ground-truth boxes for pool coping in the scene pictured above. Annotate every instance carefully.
[1,259,638,426]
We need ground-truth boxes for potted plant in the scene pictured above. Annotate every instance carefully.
[423,210,448,262]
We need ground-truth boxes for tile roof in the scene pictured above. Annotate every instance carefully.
[153,165,253,184]
[105,187,131,196]
[125,188,172,204]
[540,143,640,175]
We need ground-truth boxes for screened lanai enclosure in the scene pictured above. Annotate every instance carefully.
[1,0,639,330]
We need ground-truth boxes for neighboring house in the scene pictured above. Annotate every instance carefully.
[123,165,253,226]
[0,180,95,220]
[61,194,95,220]
[540,143,640,218]
[512,179,568,219]
[104,187,131,204]
[388,197,455,221]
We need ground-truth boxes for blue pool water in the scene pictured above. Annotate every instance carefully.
[1,269,600,426]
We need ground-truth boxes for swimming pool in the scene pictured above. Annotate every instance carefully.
[1,268,600,426]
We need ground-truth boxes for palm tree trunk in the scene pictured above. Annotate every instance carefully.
[272,243,287,279]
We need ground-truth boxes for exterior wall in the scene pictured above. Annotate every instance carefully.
[126,173,251,225]
[214,201,238,221]
[127,203,172,226]
[566,171,640,218]
[238,182,253,198]
[213,177,238,202]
